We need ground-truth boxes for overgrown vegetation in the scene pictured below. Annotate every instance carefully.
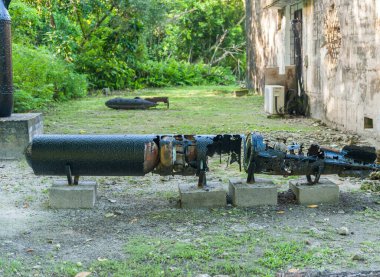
[12,44,87,112]
[9,0,245,111]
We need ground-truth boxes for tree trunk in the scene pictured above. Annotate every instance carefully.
[245,0,265,95]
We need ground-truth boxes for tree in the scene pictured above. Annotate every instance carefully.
[245,0,265,94]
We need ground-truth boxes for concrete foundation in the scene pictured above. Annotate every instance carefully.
[0,113,43,160]
[49,180,97,209]
[289,178,340,205]
[228,178,278,207]
[179,182,226,209]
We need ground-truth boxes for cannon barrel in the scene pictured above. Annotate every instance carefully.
[0,0,13,117]
[25,134,243,180]
[25,135,160,176]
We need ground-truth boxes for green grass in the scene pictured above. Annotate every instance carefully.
[0,231,345,277]
[43,86,316,134]
[67,234,341,277]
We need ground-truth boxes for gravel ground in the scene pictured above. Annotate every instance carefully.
[1,122,380,276]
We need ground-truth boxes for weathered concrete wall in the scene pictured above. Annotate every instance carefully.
[304,0,380,145]
[247,0,380,145]
[0,113,43,159]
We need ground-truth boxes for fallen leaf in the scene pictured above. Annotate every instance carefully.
[277,210,285,214]
[105,213,116,218]
[75,272,91,277]
[26,248,34,253]
[129,217,138,224]
[54,243,61,250]
[79,130,87,134]
[307,204,318,208]
[23,203,30,209]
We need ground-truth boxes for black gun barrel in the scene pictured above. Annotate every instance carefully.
[25,135,160,176]
[25,134,243,179]
[0,0,13,117]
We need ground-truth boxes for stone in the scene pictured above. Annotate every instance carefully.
[179,182,226,209]
[352,254,366,261]
[228,178,277,207]
[337,226,349,236]
[289,178,339,205]
[49,180,97,209]
[234,89,249,97]
[0,113,43,160]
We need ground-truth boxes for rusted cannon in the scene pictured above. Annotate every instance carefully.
[105,97,158,110]
[25,134,242,186]
[25,133,380,186]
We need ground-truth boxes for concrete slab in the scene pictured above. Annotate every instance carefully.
[0,113,43,160]
[228,178,278,207]
[49,180,97,209]
[289,178,339,205]
[179,182,226,209]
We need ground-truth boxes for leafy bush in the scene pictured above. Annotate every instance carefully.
[9,0,42,44]
[76,52,136,90]
[135,59,236,88]
[12,44,88,112]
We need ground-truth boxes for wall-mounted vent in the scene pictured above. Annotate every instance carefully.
[364,117,374,129]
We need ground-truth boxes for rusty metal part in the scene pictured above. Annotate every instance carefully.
[143,141,159,173]
[144,97,169,108]
[0,0,13,117]
[105,97,157,110]
[244,132,380,185]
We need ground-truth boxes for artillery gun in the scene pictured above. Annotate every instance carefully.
[25,132,380,186]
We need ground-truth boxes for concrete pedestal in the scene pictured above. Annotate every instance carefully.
[289,178,339,205]
[49,180,97,209]
[0,113,43,160]
[179,182,226,209]
[228,178,278,207]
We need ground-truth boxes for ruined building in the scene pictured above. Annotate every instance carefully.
[246,0,380,145]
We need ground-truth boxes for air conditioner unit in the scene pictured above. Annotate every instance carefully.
[264,85,285,114]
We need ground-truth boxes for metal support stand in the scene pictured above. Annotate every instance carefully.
[198,170,207,188]
[65,164,79,185]
[246,162,255,184]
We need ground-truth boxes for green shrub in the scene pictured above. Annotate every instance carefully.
[76,53,136,90]
[135,59,236,88]
[9,0,42,44]
[12,44,88,112]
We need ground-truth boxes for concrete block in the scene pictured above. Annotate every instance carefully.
[229,178,278,207]
[289,178,339,205]
[49,180,97,209]
[179,182,226,209]
[0,113,43,160]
